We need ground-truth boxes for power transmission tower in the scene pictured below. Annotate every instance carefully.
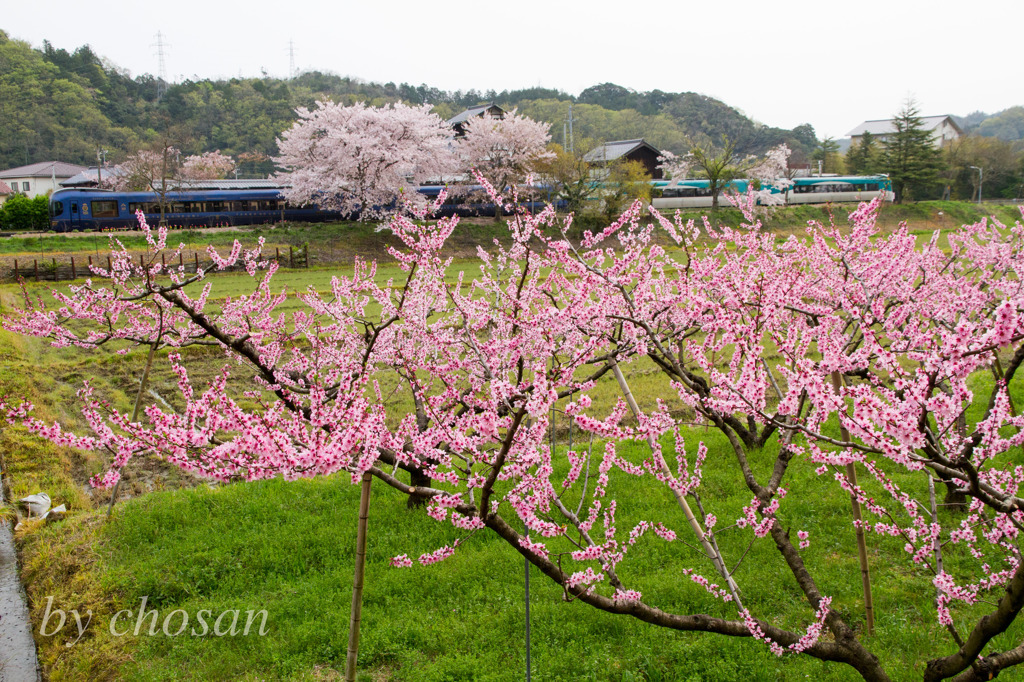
[153,31,170,100]
[288,40,297,79]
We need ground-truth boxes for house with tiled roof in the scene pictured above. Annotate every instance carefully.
[583,139,664,179]
[0,161,90,199]
[446,103,506,137]
[845,116,962,149]
[0,181,12,205]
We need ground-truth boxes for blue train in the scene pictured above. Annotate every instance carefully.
[47,185,565,232]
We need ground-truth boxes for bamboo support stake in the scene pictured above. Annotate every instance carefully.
[831,370,874,635]
[107,341,158,519]
[610,360,743,609]
[345,471,373,682]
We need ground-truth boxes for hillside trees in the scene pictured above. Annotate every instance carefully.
[9,195,1024,679]
[274,100,459,219]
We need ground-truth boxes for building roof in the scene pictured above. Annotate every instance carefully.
[582,139,661,163]
[0,181,12,195]
[61,167,128,187]
[446,103,505,127]
[174,178,286,190]
[845,115,963,138]
[0,161,90,179]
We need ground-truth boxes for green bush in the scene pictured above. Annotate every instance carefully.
[0,193,49,231]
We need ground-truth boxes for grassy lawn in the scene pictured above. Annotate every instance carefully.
[2,202,1024,680]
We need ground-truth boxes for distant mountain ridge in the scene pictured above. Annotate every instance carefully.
[3,28,1018,176]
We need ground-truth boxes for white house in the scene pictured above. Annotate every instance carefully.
[846,116,963,149]
[0,181,12,205]
[0,161,90,199]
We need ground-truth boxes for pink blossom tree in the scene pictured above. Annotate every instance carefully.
[458,110,553,212]
[274,100,460,220]
[6,194,1024,681]
[179,150,236,182]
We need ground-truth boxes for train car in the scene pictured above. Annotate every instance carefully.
[650,179,751,210]
[418,185,567,217]
[784,175,895,204]
[47,187,344,232]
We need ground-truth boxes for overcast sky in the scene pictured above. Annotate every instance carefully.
[4,0,1021,140]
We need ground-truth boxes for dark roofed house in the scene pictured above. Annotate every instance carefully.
[583,139,664,179]
[0,161,89,199]
[447,103,506,137]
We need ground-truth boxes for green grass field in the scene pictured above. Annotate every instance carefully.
[2,203,1024,681]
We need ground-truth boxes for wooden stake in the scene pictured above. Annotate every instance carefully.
[345,471,373,682]
[832,370,874,635]
[107,341,158,518]
[610,360,743,608]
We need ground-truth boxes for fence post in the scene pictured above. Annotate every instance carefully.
[71,256,76,280]
[34,260,38,282]
[88,256,92,270]
[52,258,57,281]
[290,247,294,268]
[194,252,199,272]
[179,253,183,268]
[276,247,280,262]
[107,256,111,272]
[14,259,17,279]
[162,254,166,270]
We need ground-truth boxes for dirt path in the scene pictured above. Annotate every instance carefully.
[0,474,40,682]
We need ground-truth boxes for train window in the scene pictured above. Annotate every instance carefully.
[50,201,64,217]
[206,201,223,212]
[91,200,119,218]
[71,203,78,214]
[864,183,879,191]
[258,200,278,210]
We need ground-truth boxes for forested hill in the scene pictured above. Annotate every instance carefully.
[0,29,921,174]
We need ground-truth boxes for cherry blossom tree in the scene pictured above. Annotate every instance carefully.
[6,192,1024,681]
[179,150,236,182]
[274,100,460,220]
[459,110,553,213]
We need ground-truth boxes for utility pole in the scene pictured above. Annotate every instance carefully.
[96,149,107,187]
[566,102,577,154]
[970,165,983,204]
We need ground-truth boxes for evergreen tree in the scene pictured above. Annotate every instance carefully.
[881,100,943,202]
[845,131,880,175]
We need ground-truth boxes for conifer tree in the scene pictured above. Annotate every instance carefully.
[881,99,942,202]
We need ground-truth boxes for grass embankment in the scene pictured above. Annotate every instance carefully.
[2,205,1024,680]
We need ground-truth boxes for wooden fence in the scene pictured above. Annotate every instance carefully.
[5,246,308,284]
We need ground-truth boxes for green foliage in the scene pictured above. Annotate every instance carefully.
[845,131,881,175]
[813,136,843,174]
[0,192,48,230]
[975,106,1024,142]
[881,100,944,202]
